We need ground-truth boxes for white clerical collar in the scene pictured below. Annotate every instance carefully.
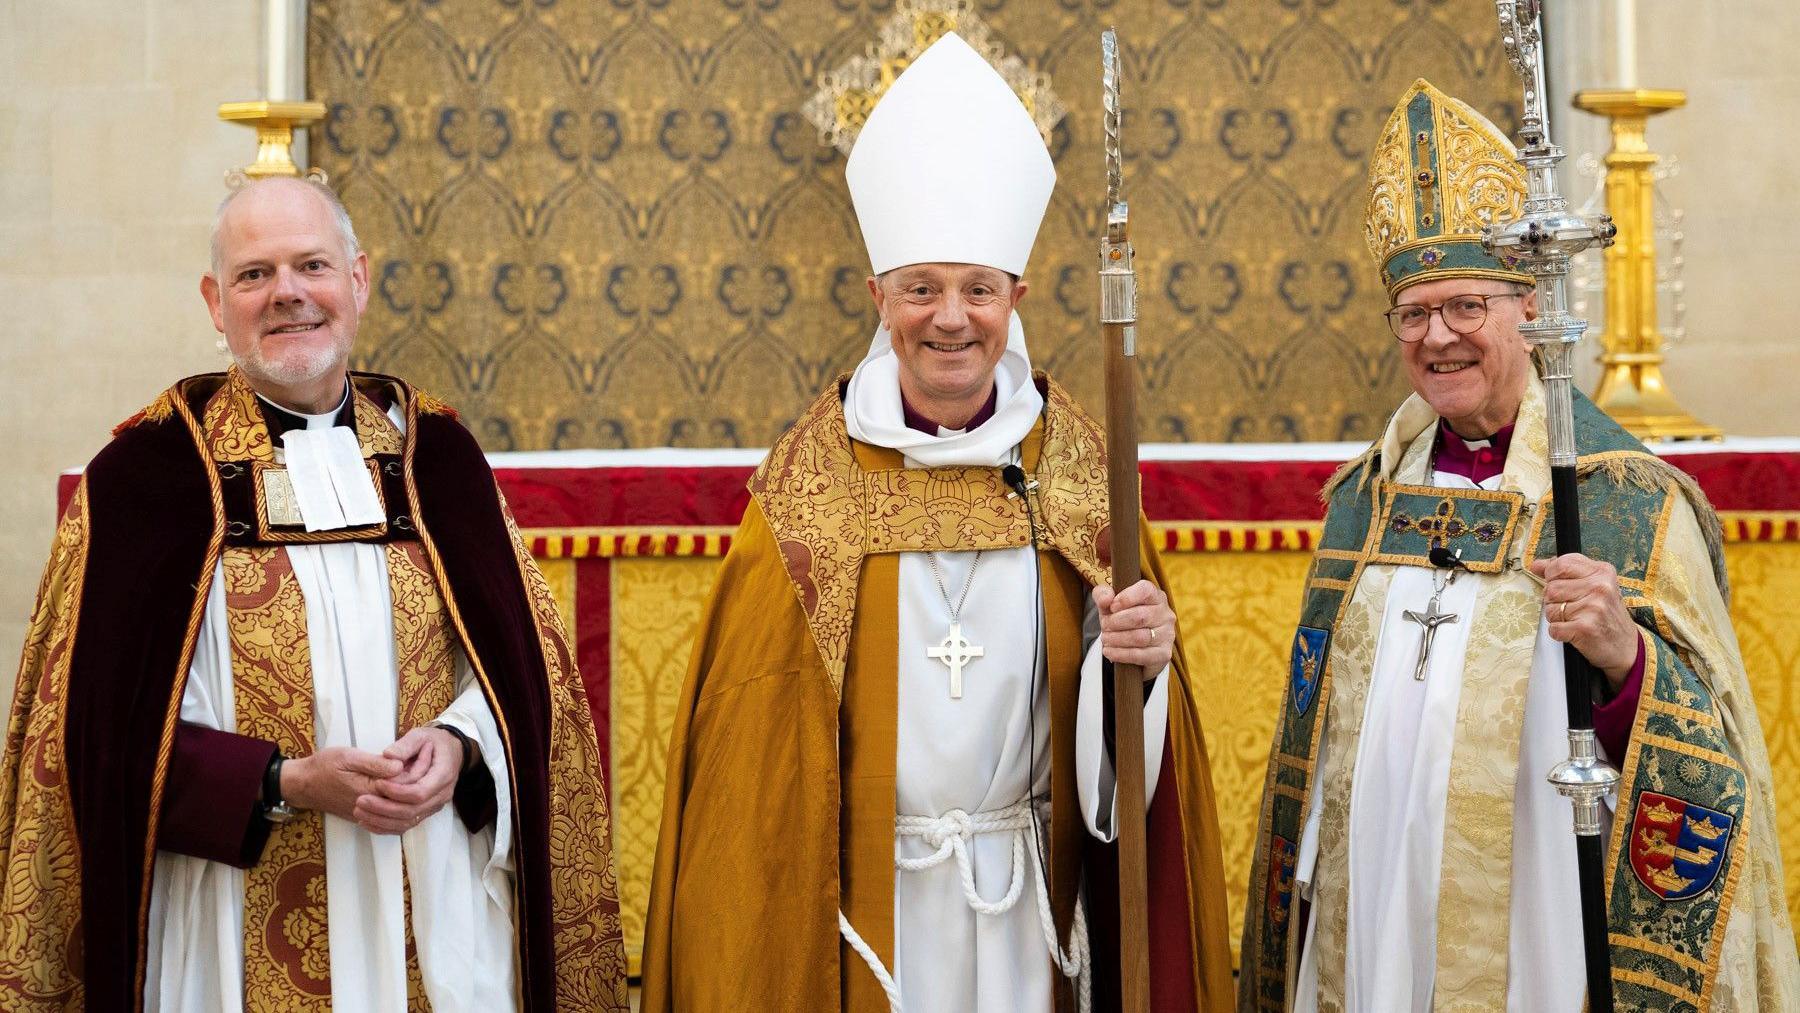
[257,384,351,432]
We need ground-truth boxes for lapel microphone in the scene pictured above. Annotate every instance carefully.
[1002,464,1038,499]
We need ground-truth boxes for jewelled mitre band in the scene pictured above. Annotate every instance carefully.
[1364,78,1533,297]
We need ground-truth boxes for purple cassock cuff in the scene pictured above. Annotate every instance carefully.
[452,743,499,832]
[157,722,277,868]
[1594,634,1647,761]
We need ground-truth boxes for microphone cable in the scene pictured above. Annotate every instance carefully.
[1002,457,1054,931]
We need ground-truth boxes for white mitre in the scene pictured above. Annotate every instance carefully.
[845,31,1056,275]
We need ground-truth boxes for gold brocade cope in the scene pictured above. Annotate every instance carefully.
[221,542,459,1010]
[748,374,1109,696]
[203,366,404,465]
[0,485,91,1009]
[1364,79,1531,296]
[0,369,626,1011]
[1370,484,1524,572]
[224,547,332,1009]
[644,374,1234,1011]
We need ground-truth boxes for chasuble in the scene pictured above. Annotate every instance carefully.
[642,374,1234,1012]
[1239,378,1799,1012]
[0,369,626,1012]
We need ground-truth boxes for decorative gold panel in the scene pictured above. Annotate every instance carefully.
[1160,549,1311,965]
[307,0,1518,448]
[594,541,1800,975]
[610,557,723,974]
[1719,542,1800,918]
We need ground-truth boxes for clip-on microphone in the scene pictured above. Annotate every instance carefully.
[1001,463,1039,500]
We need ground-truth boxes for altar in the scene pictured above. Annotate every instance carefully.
[484,438,1800,973]
[55,436,1800,972]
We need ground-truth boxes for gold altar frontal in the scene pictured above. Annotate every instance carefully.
[520,512,1800,975]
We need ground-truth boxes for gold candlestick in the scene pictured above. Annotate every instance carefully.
[1574,88,1721,441]
[218,100,327,180]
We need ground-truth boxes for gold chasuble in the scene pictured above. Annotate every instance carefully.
[0,370,626,1012]
[642,375,1234,1012]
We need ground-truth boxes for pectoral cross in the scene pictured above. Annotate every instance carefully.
[1402,574,1459,681]
[927,622,984,698]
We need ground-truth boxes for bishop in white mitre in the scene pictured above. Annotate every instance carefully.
[645,31,1236,1013]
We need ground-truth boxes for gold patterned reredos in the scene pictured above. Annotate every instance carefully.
[311,3,1524,447]
[1362,78,1525,270]
[800,0,1066,156]
[749,374,1110,694]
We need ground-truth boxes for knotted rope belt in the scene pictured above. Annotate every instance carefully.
[838,798,1091,1013]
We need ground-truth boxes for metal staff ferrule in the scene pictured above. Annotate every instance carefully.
[1100,211,1136,330]
[1548,729,1622,837]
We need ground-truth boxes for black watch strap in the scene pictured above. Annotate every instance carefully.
[262,752,286,809]
[434,723,478,773]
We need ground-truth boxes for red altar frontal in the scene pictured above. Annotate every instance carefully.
[57,439,1800,973]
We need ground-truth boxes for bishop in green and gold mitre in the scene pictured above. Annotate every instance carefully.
[1237,78,1799,1012]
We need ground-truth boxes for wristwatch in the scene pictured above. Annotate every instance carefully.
[432,722,478,773]
[262,752,299,824]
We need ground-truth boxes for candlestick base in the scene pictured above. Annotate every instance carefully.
[1573,88,1721,443]
[218,100,327,180]
[1592,358,1723,442]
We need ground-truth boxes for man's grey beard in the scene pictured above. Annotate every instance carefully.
[232,334,350,391]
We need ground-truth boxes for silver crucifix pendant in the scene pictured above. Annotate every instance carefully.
[1401,593,1459,681]
[927,622,984,698]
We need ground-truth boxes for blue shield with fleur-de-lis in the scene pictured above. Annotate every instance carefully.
[1290,626,1328,715]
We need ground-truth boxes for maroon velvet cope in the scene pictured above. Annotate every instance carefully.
[61,372,568,1012]
[155,392,495,868]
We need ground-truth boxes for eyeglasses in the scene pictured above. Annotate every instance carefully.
[1383,292,1522,342]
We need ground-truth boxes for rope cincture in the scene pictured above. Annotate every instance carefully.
[838,798,1092,1013]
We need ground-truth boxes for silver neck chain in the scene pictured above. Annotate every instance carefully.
[925,549,983,623]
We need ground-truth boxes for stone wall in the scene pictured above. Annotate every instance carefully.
[0,0,261,713]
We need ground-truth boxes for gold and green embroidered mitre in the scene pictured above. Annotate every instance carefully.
[1364,78,1533,296]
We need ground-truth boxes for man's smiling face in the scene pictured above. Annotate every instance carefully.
[203,178,369,407]
[1395,276,1536,437]
[868,262,1025,427]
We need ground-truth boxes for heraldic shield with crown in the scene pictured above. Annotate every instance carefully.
[1630,790,1736,901]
